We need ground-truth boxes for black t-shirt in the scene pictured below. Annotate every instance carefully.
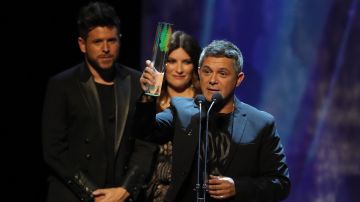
[96,83,116,186]
[177,112,234,201]
[207,112,233,176]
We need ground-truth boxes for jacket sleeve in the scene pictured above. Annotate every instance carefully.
[124,98,175,200]
[234,120,290,202]
[42,78,97,201]
[132,99,157,140]
[120,139,158,200]
[133,98,174,144]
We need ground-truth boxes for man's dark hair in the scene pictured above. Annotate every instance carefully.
[77,1,121,39]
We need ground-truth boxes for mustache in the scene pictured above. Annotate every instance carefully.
[98,54,114,58]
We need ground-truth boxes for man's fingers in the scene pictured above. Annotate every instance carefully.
[92,189,105,196]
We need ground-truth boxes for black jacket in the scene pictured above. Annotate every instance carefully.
[42,63,156,202]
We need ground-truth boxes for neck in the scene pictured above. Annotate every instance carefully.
[218,96,235,114]
[167,85,195,98]
[88,65,114,85]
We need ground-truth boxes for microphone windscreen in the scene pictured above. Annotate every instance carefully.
[194,94,206,105]
[211,93,223,103]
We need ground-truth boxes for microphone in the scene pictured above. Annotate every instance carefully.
[210,92,223,105]
[194,94,206,106]
[202,93,223,201]
[206,93,223,120]
[195,94,206,201]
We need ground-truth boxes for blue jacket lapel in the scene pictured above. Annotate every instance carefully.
[223,97,247,173]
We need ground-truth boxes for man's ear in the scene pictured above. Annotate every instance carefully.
[78,37,86,53]
[236,72,245,87]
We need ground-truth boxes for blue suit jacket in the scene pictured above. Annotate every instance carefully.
[136,97,290,202]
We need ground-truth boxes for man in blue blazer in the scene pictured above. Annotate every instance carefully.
[137,40,290,201]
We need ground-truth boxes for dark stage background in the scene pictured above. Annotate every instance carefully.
[4,0,359,201]
[4,1,142,200]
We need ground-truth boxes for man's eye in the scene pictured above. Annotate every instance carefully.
[202,69,211,74]
[108,38,118,43]
[93,40,102,44]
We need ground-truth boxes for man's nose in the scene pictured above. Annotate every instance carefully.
[102,43,110,53]
[209,74,217,85]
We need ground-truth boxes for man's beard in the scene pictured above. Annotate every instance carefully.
[87,56,116,82]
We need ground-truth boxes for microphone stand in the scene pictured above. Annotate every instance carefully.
[196,100,204,202]
[203,101,216,201]
[196,93,221,202]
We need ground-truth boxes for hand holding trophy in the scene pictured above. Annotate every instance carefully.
[144,22,173,96]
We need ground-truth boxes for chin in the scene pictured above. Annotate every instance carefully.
[99,63,114,69]
[206,91,222,99]
[203,93,212,101]
[99,59,115,67]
